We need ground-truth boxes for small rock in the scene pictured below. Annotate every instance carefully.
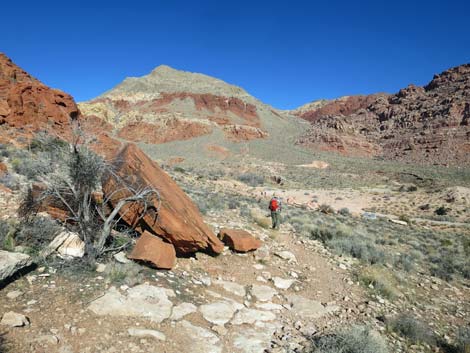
[272,277,295,290]
[114,251,131,264]
[212,325,228,336]
[170,302,197,321]
[274,251,297,263]
[128,328,166,341]
[6,290,23,299]
[96,263,106,273]
[251,284,278,302]
[36,335,59,345]
[1,312,30,327]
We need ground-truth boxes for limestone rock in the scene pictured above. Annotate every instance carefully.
[274,250,297,263]
[199,301,243,325]
[286,294,329,319]
[41,231,84,258]
[88,284,173,323]
[250,284,278,302]
[113,251,131,264]
[128,231,176,269]
[1,311,29,327]
[214,279,246,297]
[176,320,221,353]
[219,228,262,252]
[128,328,166,341]
[232,323,278,353]
[231,308,277,325]
[102,143,224,255]
[170,302,198,321]
[272,277,295,290]
[0,250,32,282]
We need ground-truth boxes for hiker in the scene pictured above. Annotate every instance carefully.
[269,194,282,230]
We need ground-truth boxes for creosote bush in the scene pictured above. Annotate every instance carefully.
[237,172,265,187]
[312,325,388,353]
[387,314,436,345]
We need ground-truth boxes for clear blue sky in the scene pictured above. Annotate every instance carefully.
[2,0,470,109]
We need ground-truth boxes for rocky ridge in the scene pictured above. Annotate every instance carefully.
[295,64,470,165]
[79,65,282,144]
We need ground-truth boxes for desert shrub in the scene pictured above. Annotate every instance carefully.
[328,237,385,265]
[0,173,19,190]
[312,325,388,353]
[0,219,15,250]
[338,207,351,216]
[250,208,271,229]
[11,152,54,180]
[394,253,415,272]
[15,216,62,255]
[237,173,265,187]
[430,251,458,281]
[388,314,436,345]
[359,266,399,299]
[398,214,411,223]
[435,206,450,216]
[29,133,68,153]
[318,204,335,214]
[105,262,144,286]
[455,327,470,353]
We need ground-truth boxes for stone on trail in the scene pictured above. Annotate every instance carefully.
[274,250,297,263]
[219,228,262,252]
[6,290,23,299]
[0,250,32,282]
[102,143,224,255]
[170,302,198,321]
[255,302,284,312]
[232,322,279,353]
[231,308,277,325]
[286,294,329,319]
[1,311,30,327]
[88,284,173,323]
[128,328,166,341]
[199,301,243,325]
[214,279,246,297]
[128,231,176,269]
[272,277,296,290]
[250,284,278,302]
[176,320,221,353]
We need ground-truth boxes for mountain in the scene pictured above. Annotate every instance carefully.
[0,53,80,142]
[79,65,290,145]
[294,64,470,165]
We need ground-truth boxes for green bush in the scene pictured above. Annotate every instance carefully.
[328,237,385,265]
[15,217,62,255]
[387,314,436,345]
[237,173,265,187]
[456,327,470,353]
[312,325,388,353]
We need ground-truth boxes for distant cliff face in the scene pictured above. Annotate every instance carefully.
[294,64,470,165]
[0,53,80,140]
[79,65,273,144]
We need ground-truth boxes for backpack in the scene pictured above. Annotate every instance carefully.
[269,198,280,212]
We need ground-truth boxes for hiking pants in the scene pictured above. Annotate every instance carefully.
[271,211,281,230]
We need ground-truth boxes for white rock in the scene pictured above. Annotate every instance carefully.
[42,231,84,258]
[286,294,329,319]
[128,328,166,341]
[251,284,278,302]
[170,302,197,321]
[214,279,246,297]
[199,301,242,325]
[274,250,297,262]
[0,251,32,282]
[95,263,106,273]
[272,277,295,290]
[231,308,277,325]
[255,302,284,312]
[256,276,267,283]
[35,334,59,345]
[6,290,23,299]
[114,251,131,264]
[177,320,221,353]
[253,264,264,270]
[1,311,29,327]
[88,284,173,323]
[232,323,278,353]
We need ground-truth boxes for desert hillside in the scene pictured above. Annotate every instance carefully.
[294,64,470,165]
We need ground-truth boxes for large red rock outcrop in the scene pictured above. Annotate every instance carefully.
[128,231,176,269]
[0,53,80,140]
[102,143,224,255]
[296,64,470,165]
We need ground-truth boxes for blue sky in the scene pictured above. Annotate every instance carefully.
[2,0,470,109]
